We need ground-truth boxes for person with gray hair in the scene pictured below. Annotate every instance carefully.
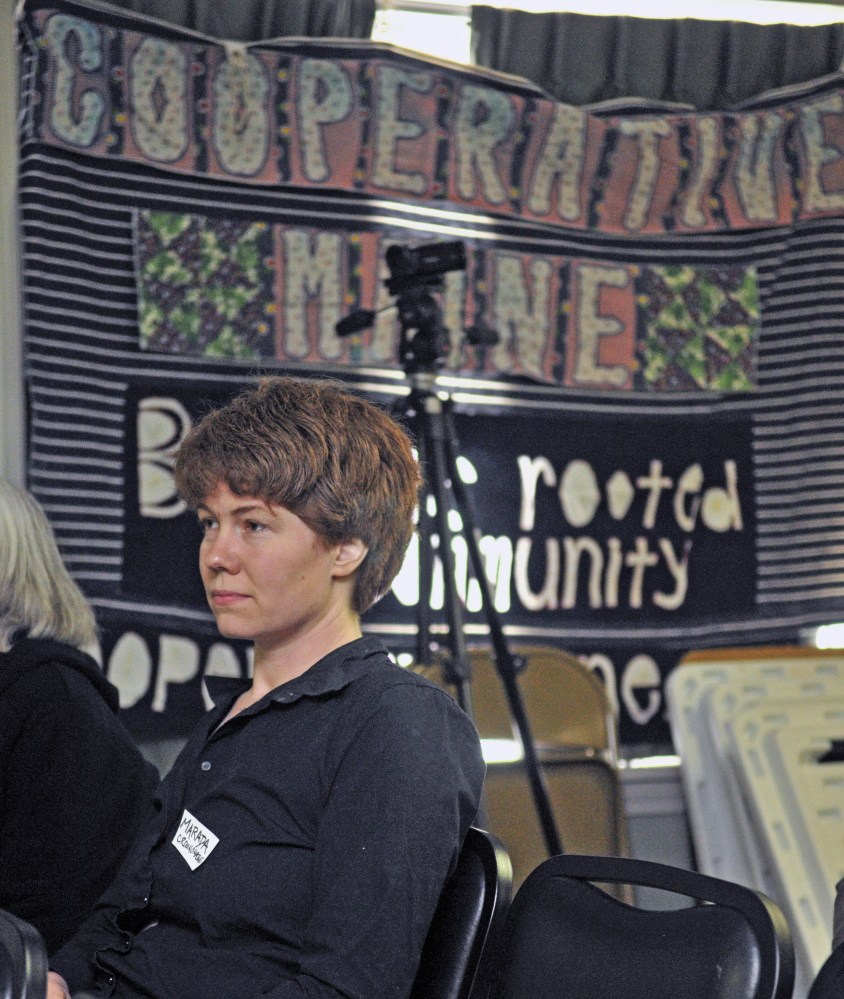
[0,480,158,955]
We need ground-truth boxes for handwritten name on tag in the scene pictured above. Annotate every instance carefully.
[172,809,219,870]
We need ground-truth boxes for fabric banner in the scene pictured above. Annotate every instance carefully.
[16,0,844,745]
[133,209,760,391]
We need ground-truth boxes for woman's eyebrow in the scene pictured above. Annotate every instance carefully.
[196,502,272,516]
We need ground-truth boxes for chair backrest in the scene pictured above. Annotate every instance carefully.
[467,645,617,756]
[490,853,795,999]
[0,908,48,999]
[473,645,628,891]
[414,646,630,890]
[409,827,513,999]
[808,943,844,999]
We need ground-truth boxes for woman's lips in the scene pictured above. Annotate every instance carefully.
[209,590,250,606]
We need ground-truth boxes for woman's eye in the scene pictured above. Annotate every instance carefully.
[198,517,216,533]
[245,521,267,534]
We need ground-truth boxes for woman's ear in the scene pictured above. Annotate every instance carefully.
[332,538,368,578]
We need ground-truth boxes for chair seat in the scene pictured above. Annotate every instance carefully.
[0,907,48,999]
[807,943,844,999]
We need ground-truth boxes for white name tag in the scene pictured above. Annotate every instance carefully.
[172,809,219,870]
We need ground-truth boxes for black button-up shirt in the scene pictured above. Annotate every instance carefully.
[51,637,485,999]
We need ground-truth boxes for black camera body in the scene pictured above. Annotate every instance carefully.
[384,241,467,294]
[335,238,494,375]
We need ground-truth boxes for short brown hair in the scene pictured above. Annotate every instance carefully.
[173,377,421,613]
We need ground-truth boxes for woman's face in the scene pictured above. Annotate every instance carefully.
[196,482,358,654]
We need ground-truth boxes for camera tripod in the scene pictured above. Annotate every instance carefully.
[388,279,564,858]
[336,240,563,855]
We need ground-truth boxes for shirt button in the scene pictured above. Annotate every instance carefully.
[201,761,211,771]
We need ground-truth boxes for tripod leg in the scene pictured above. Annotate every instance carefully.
[415,431,433,668]
[421,399,493,830]
[441,404,563,857]
[422,395,476,721]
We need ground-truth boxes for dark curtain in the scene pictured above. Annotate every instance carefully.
[471,5,844,111]
[100,0,376,42]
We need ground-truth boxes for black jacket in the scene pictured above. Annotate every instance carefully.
[51,636,485,999]
[0,638,158,954]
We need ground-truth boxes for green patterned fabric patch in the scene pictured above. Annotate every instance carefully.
[636,265,759,392]
[136,211,276,359]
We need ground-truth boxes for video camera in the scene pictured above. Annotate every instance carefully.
[384,240,466,294]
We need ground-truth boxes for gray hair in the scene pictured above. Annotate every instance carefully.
[0,480,98,652]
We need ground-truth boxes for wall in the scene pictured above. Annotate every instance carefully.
[1,0,24,486]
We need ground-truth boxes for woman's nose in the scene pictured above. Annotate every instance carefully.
[202,529,240,573]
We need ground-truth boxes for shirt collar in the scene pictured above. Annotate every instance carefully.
[204,635,389,709]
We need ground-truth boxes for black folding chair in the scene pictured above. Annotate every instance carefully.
[490,853,794,999]
[0,908,48,999]
[410,827,513,999]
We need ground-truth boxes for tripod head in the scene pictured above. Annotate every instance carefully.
[334,239,496,378]
[394,284,451,376]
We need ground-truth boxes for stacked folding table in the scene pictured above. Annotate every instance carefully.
[666,648,844,999]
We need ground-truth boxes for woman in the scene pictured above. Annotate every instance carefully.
[48,376,485,999]
[0,480,158,954]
